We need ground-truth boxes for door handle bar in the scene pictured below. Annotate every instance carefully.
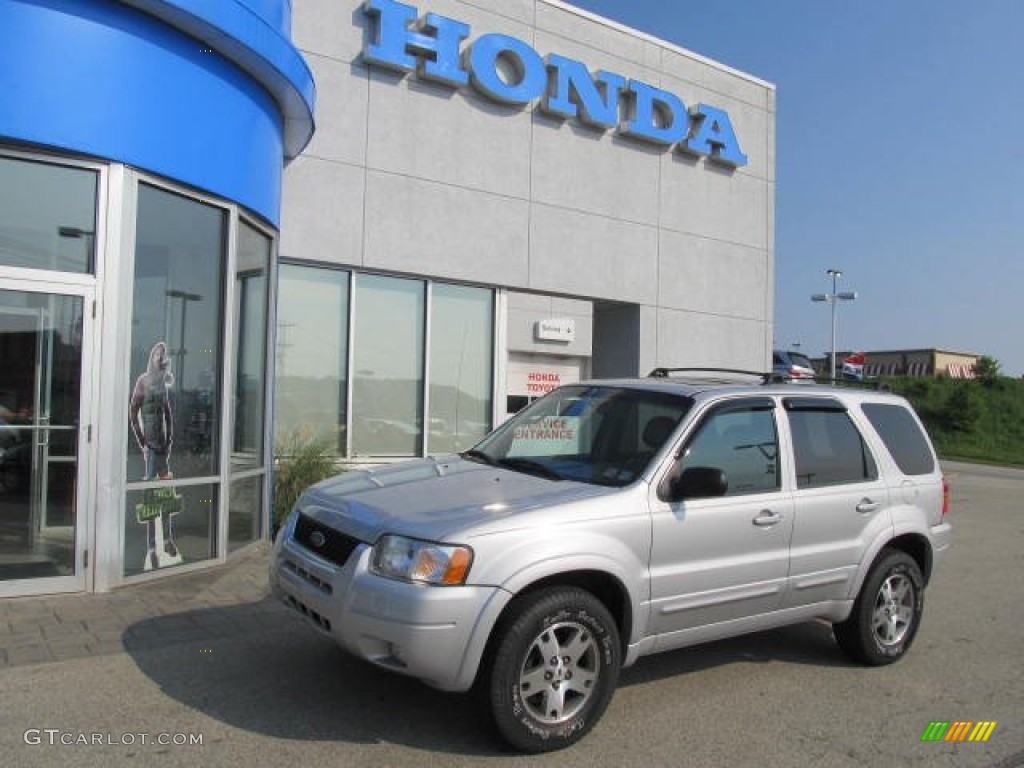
[856,498,879,514]
[752,510,782,527]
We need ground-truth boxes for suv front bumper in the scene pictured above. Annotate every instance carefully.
[271,532,502,692]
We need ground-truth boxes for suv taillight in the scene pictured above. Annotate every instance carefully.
[941,476,950,518]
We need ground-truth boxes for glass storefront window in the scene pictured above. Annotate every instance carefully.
[275,266,496,461]
[228,220,270,553]
[428,284,493,454]
[352,275,425,456]
[228,475,262,553]
[232,221,270,470]
[0,150,282,587]
[275,265,349,454]
[127,183,225,483]
[124,184,226,577]
[0,155,97,274]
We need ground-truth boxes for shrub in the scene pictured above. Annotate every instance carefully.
[942,383,981,433]
[272,428,340,536]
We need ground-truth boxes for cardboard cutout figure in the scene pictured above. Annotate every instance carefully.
[129,341,183,570]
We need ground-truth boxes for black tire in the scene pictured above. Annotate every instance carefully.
[483,587,621,753]
[834,549,925,665]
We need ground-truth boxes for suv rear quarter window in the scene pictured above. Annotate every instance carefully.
[785,398,878,488]
[861,402,936,475]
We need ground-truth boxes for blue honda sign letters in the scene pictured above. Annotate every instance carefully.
[363,0,748,168]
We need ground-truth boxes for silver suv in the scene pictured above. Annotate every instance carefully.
[270,370,952,752]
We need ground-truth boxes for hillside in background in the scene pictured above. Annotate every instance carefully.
[883,376,1024,466]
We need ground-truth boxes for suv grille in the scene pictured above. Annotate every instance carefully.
[293,513,361,568]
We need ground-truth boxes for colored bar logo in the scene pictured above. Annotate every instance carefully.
[921,721,997,742]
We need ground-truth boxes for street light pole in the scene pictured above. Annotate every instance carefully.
[828,268,840,379]
[165,290,202,390]
[811,268,858,379]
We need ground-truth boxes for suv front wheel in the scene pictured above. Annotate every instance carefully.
[483,587,621,753]
[834,549,925,665]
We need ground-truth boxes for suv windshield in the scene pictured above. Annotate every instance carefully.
[467,386,693,486]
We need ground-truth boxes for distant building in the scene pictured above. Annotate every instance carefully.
[811,349,980,379]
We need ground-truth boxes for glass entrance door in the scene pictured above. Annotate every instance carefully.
[0,284,91,593]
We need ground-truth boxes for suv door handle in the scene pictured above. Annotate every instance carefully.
[752,510,782,527]
[856,498,879,514]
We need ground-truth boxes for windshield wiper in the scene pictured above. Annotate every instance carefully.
[461,449,496,466]
[497,457,564,481]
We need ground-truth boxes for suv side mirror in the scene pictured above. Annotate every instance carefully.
[663,466,728,502]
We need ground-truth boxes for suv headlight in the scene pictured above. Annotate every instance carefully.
[370,534,473,585]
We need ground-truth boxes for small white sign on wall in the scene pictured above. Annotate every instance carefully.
[535,318,575,343]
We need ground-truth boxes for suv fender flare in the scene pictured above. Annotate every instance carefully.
[452,543,646,691]
[846,521,933,602]
[846,526,902,602]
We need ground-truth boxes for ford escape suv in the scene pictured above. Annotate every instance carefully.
[271,370,952,752]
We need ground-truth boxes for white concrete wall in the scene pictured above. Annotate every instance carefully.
[507,291,592,357]
[283,0,776,374]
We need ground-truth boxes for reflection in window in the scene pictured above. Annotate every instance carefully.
[127,183,225,482]
[352,275,424,456]
[274,265,497,460]
[788,409,877,488]
[275,265,349,454]
[0,154,97,274]
[232,222,270,469]
[680,407,780,496]
[428,285,493,454]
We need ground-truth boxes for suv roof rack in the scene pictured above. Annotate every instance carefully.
[809,376,892,392]
[648,367,893,391]
[648,367,784,384]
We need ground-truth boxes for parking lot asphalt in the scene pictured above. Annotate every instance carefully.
[0,461,1021,768]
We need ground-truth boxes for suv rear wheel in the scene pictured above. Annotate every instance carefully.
[483,587,621,753]
[834,549,924,665]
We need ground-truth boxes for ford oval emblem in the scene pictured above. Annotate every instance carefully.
[309,530,327,548]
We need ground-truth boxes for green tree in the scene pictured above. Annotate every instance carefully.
[974,355,1001,384]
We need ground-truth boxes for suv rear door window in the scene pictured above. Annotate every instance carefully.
[861,403,935,475]
[785,398,877,488]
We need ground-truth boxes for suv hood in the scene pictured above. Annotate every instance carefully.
[297,456,614,543]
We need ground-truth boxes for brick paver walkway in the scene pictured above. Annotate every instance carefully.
[0,543,290,668]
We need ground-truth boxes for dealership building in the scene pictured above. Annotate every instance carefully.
[0,0,775,595]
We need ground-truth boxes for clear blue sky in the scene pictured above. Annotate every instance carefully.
[567,0,1023,376]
